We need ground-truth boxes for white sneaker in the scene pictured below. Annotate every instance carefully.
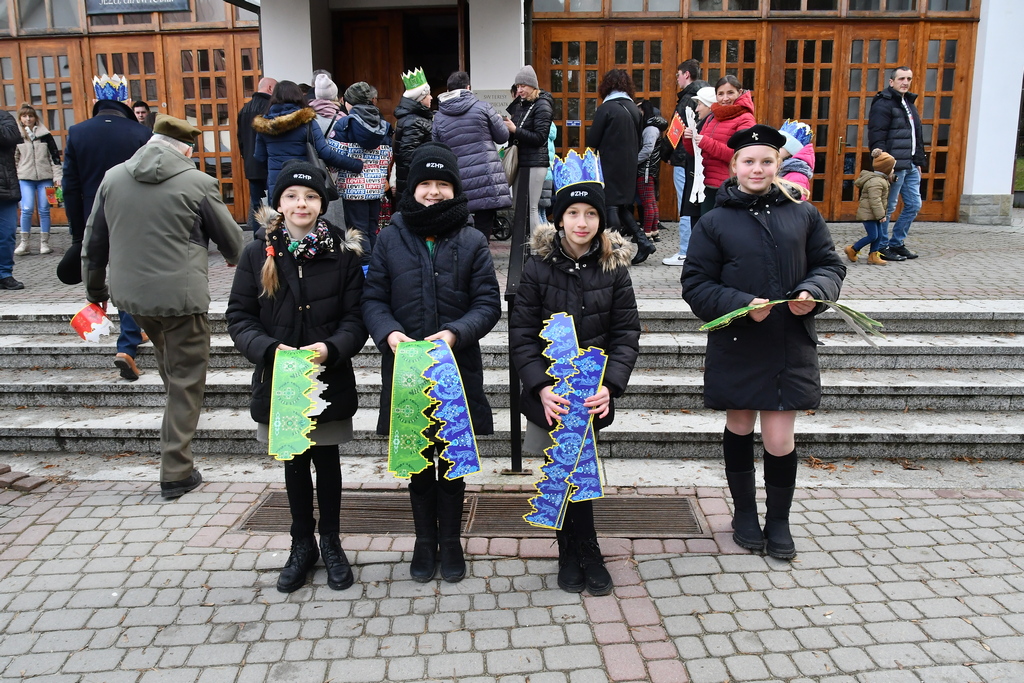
[662,254,686,266]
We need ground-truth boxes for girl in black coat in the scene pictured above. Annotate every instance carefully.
[362,143,502,584]
[226,161,368,594]
[509,152,640,596]
[682,125,845,561]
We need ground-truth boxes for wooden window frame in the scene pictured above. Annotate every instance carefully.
[156,1,231,31]
[608,0,683,17]
[11,0,84,35]
[767,0,841,16]
[535,0,610,20]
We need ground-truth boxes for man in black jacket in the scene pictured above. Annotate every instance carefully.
[665,59,709,266]
[867,66,926,261]
[0,109,23,290]
[236,77,276,231]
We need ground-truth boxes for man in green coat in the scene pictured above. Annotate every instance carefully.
[83,114,244,499]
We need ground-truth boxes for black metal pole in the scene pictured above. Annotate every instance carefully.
[502,169,533,475]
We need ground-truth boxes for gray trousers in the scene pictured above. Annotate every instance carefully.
[133,313,211,482]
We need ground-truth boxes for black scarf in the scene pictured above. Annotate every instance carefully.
[398,192,470,240]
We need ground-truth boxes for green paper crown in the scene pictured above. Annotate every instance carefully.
[402,67,428,90]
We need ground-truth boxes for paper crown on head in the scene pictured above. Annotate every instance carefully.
[402,68,428,91]
[552,148,604,192]
[779,119,813,146]
[93,74,129,103]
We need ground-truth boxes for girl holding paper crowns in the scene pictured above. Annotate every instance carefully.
[682,125,845,561]
[509,149,640,595]
[226,160,368,594]
[362,142,501,583]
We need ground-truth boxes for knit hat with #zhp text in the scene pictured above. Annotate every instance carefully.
[405,142,463,195]
[271,160,330,215]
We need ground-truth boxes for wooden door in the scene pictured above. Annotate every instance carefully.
[163,34,248,220]
[335,12,404,121]
[682,24,764,98]
[88,36,166,115]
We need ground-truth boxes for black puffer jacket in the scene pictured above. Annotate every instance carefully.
[509,225,640,431]
[668,79,710,167]
[867,87,927,171]
[681,180,846,411]
[226,214,368,424]
[0,110,20,202]
[588,96,641,205]
[393,96,434,200]
[506,91,554,168]
[362,212,502,435]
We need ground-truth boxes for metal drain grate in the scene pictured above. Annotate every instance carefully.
[241,492,710,539]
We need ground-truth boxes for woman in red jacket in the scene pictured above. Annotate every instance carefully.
[683,75,756,215]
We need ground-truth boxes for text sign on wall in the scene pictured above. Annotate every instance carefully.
[85,0,190,15]
[475,89,515,117]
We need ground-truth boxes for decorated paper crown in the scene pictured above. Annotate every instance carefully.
[552,148,604,192]
[401,68,428,91]
[93,74,129,103]
[779,119,813,146]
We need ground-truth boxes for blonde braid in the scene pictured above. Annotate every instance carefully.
[260,215,284,297]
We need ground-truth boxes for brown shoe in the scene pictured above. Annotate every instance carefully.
[843,245,859,263]
[867,251,888,265]
[114,353,143,381]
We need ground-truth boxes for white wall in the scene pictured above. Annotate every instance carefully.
[961,0,1024,196]
[259,0,332,83]
[468,0,524,92]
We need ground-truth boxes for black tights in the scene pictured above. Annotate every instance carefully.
[564,499,596,537]
[284,444,341,539]
[408,454,465,496]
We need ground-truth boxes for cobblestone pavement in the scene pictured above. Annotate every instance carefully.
[4,209,1023,304]
[1,479,1023,682]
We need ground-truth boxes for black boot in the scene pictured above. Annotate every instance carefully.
[319,533,354,590]
[576,534,612,596]
[437,488,466,583]
[555,523,585,593]
[763,484,797,560]
[409,488,438,582]
[726,470,765,551]
[631,230,657,265]
[277,536,319,593]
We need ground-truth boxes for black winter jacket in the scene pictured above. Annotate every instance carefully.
[236,92,272,181]
[0,110,21,202]
[867,87,927,171]
[509,225,640,431]
[507,91,555,168]
[393,96,434,200]
[226,215,368,424]
[668,80,710,167]
[681,181,845,411]
[362,212,502,435]
[432,90,512,212]
[588,95,641,205]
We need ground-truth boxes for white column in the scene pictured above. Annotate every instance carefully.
[259,0,332,84]
[468,0,525,92]
[960,0,1024,224]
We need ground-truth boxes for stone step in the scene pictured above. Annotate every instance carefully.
[2,331,1022,371]
[3,366,1023,412]
[4,299,1024,335]
[0,406,1019,460]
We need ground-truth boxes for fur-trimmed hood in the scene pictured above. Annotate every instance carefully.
[529,223,633,272]
[252,104,317,136]
[253,205,365,257]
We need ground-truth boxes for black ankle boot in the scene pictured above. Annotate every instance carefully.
[630,230,657,265]
[437,489,466,583]
[409,488,438,582]
[319,533,354,590]
[277,536,319,593]
[726,470,765,551]
[555,525,585,593]
[763,484,797,560]
[576,534,612,596]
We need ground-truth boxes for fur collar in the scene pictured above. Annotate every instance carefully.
[253,206,364,256]
[529,224,632,273]
[252,107,317,135]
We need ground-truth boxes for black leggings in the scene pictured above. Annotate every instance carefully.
[408,452,465,496]
[604,204,640,239]
[565,499,596,536]
[284,444,341,539]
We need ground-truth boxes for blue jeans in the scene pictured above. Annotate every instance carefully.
[0,200,16,278]
[117,312,144,357]
[672,166,691,257]
[880,166,921,249]
[854,221,883,253]
[19,179,52,233]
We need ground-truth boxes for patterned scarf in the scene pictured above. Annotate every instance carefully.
[280,219,334,260]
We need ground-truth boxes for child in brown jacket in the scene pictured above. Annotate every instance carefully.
[845,149,896,265]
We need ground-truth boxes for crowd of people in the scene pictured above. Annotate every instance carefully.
[0,59,931,596]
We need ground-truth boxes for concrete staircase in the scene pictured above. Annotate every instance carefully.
[1,300,1022,461]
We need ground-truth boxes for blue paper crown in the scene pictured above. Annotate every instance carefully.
[93,74,128,103]
[779,119,813,146]
[553,149,604,192]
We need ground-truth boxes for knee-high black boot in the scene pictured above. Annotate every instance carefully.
[723,428,764,551]
[436,483,466,582]
[408,485,438,582]
[763,448,798,560]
